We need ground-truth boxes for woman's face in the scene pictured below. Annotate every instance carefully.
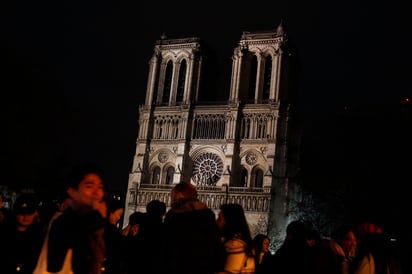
[262,238,270,253]
[341,230,357,254]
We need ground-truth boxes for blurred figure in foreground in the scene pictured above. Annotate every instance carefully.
[46,163,108,274]
[121,211,147,274]
[253,233,274,274]
[272,220,312,274]
[0,193,44,274]
[161,182,223,274]
[104,197,125,274]
[352,222,403,274]
[311,223,357,274]
[216,203,255,274]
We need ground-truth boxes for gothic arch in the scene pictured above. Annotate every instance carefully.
[149,148,175,164]
[250,165,265,188]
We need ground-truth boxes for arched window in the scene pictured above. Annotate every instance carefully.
[176,59,186,103]
[241,168,248,187]
[263,55,272,100]
[254,169,264,188]
[166,166,175,185]
[247,55,258,101]
[152,166,161,184]
[162,60,173,104]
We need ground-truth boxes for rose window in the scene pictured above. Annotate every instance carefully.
[192,152,223,185]
[158,151,169,163]
[245,152,257,165]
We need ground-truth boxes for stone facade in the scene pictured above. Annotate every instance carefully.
[124,22,301,248]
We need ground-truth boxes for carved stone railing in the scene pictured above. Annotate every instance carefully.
[128,184,271,213]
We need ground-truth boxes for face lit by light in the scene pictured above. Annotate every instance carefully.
[68,173,105,209]
[262,238,270,253]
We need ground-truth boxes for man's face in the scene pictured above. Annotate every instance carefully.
[68,173,104,209]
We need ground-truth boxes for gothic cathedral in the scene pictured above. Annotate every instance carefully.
[124,22,301,245]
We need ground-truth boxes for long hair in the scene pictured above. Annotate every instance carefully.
[220,203,254,255]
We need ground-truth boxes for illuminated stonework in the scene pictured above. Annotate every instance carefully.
[158,151,169,163]
[245,152,257,166]
[192,152,224,185]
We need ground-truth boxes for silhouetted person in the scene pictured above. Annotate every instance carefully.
[352,222,403,274]
[104,197,125,274]
[160,182,223,274]
[46,163,108,274]
[216,203,255,274]
[272,220,312,274]
[0,193,45,274]
[253,233,274,274]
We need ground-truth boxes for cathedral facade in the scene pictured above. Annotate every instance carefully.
[124,22,301,245]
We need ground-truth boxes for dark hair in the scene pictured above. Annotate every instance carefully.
[146,199,166,217]
[65,162,104,189]
[128,211,147,225]
[331,223,354,241]
[172,182,197,199]
[219,203,254,255]
[253,233,270,254]
[284,220,308,242]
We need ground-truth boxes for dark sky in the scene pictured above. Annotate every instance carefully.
[1,1,411,230]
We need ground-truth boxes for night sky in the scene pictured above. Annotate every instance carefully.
[1,1,411,234]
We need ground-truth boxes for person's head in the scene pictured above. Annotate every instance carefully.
[217,203,251,240]
[170,182,197,207]
[331,223,357,255]
[146,199,166,219]
[253,233,270,254]
[65,163,105,210]
[285,220,308,243]
[13,193,39,231]
[306,228,321,247]
[127,211,147,236]
[217,203,254,254]
[354,221,384,254]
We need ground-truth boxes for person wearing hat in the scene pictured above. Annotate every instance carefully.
[0,193,45,274]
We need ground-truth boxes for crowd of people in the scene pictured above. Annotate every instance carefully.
[0,162,406,274]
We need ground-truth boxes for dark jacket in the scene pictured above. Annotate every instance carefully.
[47,207,106,274]
[0,219,45,274]
[160,199,224,274]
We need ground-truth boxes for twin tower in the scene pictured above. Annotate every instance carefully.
[124,22,301,245]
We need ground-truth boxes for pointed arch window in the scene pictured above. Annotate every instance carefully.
[263,55,272,100]
[247,55,258,101]
[152,166,161,184]
[162,60,173,104]
[253,169,264,188]
[241,168,248,187]
[176,59,187,103]
[166,166,175,184]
